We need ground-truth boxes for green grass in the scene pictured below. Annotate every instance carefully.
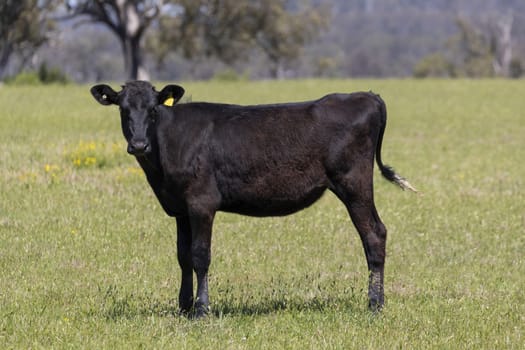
[1,79,524,348]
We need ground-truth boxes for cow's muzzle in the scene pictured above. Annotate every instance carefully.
[127,140,151,156]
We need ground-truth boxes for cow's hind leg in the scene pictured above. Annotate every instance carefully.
[331,175,387,311]
[176,217,194,314]
[348,200,386,311]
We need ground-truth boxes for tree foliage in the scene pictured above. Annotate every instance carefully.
[150,0,328,78]
[413,53,454,78]
[252,1,329,78]
[447,18,495,77]
[414,15,521,78]
[151,0,254,64]
[0,0,55,79]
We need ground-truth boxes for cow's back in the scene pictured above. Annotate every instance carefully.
[155,93,381,217]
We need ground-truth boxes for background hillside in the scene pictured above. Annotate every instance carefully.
[3,0,525,81]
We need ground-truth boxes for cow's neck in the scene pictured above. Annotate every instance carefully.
[135,150,162,180]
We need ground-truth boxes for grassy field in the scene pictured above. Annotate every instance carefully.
[0,79,524,349]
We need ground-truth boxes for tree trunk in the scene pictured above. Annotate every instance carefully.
[0,43,13,79]
[493,12,513,77]
[122,35,149,81]
[68,0,159,81]
[118,0,149,81]
[269,56,285,79]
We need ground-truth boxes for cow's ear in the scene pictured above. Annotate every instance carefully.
[90,84,118,106]
[158,85,185,106]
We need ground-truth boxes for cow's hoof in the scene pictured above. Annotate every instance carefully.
[368,299,384,313]
[178,308,192,318]
[193,304,210,319]
[179,300,194,316]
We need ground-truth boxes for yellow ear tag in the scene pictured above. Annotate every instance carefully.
[164,95,175,106]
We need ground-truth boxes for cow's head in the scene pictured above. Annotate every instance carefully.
[90,81,184,156]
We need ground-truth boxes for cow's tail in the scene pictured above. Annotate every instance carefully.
[373,93,418,192]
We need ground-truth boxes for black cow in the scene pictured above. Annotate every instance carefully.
[90,80,416,318]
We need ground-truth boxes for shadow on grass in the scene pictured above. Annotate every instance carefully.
[211,295,363,318]
[91,284,364,320]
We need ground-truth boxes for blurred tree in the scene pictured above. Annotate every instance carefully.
[446,18,495,77]
[150,0,328,79]
[413,53,454,78]
[252,1,329,78]
[413,13,520,79]
[447,16,518,78]
[0,0,55,79]
[508,58,523,78]
[64,0,163,80]
[150,0,255,66]
[491,11,513,77]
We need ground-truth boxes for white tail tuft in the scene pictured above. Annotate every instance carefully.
[393,174,418,192]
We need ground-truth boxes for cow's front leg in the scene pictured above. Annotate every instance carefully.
[176,216,194,315]
[189,211,215,318]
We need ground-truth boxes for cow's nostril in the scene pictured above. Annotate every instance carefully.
[128,140,149,155]
[134,141,147,150]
